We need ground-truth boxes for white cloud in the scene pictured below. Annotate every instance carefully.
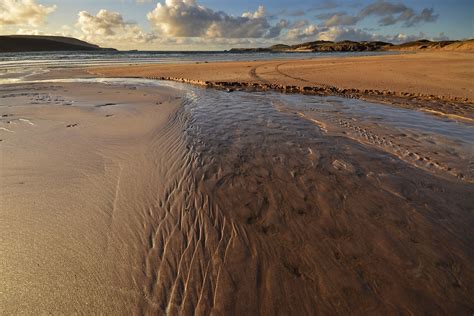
[147,0,285,38]
[242,5,265,19]
[0,0,56,27]
[287,22,319,41]
[16,28,44,35]
[315,27,431,44]
[287,24,319,41]
[380,32,430,43]
[14,24,75,37]
[77,9,155,45]
[317,27,375,42]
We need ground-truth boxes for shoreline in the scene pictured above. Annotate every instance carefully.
[89,51,474,121]
[128,74,474,122]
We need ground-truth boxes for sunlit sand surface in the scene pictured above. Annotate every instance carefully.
[1,77,473,314]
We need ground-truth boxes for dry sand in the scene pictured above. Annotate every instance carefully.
[0,82,184,313]
[91,52,474,119]
[1,78,473,314]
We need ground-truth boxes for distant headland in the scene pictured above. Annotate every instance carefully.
[0,35,117,52]
[228,39,474,53]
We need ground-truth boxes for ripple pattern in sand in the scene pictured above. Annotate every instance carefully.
[130,85,474,314]
[2,81,473,314]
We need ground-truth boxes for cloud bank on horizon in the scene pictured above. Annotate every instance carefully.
[0,0,470,50]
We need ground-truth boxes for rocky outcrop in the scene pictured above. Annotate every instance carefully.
[143,76,469,102]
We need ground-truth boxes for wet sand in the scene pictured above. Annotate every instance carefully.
[1,76,473,314]
[90,52,474,120]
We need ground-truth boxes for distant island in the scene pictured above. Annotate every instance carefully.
[229,39,474,53]
[0,35,117,52]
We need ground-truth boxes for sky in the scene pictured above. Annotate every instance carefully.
[0,0,472,50]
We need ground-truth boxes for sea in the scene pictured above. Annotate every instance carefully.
[0,50,392,78]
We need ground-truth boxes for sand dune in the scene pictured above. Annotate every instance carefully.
[388,39,474,52]
[443,39,474,51]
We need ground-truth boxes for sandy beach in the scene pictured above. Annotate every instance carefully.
[91,52,474,120]
[2,0,474,313]
[1,82,186,313]
[1,67,473,313]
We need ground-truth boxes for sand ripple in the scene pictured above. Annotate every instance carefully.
[1,82,473,314]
